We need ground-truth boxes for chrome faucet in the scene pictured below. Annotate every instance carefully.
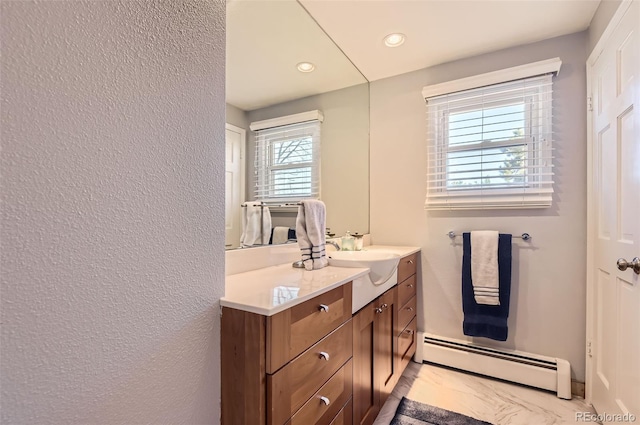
[326,240,341,251]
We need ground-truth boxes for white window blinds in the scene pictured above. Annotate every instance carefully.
[253,119,321,203]
[425,74,555,210]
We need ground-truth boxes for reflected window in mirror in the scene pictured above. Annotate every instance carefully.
[226,0,370,246]
[251,111,323,203]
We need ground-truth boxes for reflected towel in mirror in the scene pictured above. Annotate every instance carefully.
[271,226,290,245]
[240,202,271,247]
[296,200,328,270]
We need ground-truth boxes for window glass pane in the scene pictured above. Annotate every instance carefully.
[271,167,312,197]
[449,103,525,146]
[271,137,313,166]
[424,73,554,210]
[254,119,321,201]
[447,145,527,188]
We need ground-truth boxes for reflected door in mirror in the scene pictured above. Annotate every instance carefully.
[225,124,246,249]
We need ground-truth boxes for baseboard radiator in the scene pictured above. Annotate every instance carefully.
[415,333,572,399]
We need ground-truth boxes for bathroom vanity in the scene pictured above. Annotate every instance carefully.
[221,246,420,425]
[352,252,418,425]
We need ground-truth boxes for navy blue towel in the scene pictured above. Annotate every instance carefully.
[462,232,512,341]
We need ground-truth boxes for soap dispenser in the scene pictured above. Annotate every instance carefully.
[341,231,355,251]
[352,232,364,251]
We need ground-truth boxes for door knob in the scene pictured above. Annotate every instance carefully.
[617,257,640,275]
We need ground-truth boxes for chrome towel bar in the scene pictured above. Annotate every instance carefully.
[240,202,302,207]
[447,231,531,241]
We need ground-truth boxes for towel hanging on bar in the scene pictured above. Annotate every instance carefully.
[462,232,513,341]
[240,202,271,247]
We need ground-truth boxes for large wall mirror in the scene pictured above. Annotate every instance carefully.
[225,0,370,250]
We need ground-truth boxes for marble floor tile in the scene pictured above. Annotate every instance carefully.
[374,362,598,425]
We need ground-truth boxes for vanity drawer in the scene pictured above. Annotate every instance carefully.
[397,253,417,284]
[397,295,416,336]
[397,275,416,308]
[268,320,353,425]
[267,282,352,373]
[329,398,353,425]
[290,359,353,425]
[398,317,417,372]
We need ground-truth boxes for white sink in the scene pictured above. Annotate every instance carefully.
[328,250,401,313]
[328,250,400,284]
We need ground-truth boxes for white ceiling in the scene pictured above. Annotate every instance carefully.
[300,0,601,82]
[227,0,601,111]
[226,0,366,111]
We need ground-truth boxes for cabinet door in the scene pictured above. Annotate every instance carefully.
[375,286,397,406]
[352,301,378,425]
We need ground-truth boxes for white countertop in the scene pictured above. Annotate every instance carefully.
[222,245,421,316]
[222,264,369,316]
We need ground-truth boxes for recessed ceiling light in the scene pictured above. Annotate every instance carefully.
[384,33,406,48]
[297,62,315,73]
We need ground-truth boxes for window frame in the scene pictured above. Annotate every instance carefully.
[423,60,559,210]
[257,124,319,201]
[252,117,322,203]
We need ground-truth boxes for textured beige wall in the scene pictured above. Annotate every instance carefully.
[1,1,226,423]
[370,31,589,381]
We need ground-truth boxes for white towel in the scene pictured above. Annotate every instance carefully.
[471,231,500,305]
[272,226,290,245]
[296,200,328,271]
[240,202,271,247]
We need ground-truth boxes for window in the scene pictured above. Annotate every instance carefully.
[424,61,559,210]
[251,111,322,203]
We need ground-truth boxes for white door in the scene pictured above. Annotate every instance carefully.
[225,124,246,249]
[588,0,639,420]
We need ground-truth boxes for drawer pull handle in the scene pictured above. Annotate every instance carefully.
[319,351,330,361]
[407,307,414,312]
[408,259,414,264]
[375,303,389,314]
[320,396,331,406]
[407,284,413,288]
[405,329,415,335]
[318,304,329,313]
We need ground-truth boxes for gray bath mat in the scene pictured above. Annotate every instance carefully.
[390,397,494,425]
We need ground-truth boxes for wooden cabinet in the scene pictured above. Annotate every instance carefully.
[268,322,352,425]
[329,399,353,425]
[352,252,419,425]
[222,283,353,425]
[352,296,377,425]
[376,287,398,404]
[221,250,420,425]
[397,253,418,285]
[397,317,417,372]
[395,254,418,382]
[352,286,397,425]
[267,284,352,374]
